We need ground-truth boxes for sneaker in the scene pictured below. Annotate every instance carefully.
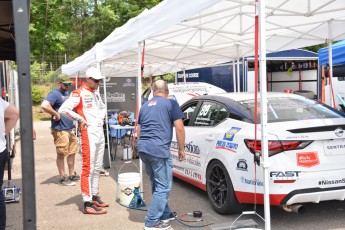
[83,201,107,214]
[68,172,80,181]
[59,176,76,186]
[92,195,110,207]
[161,212,177,223]
[144,221,171,230]
[99,170,109,176]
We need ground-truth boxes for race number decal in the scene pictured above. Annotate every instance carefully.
[199,104,211,116]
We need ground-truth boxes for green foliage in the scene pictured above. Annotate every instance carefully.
[31,85,49,104]
[30,0,160,67]
[30,61,53,85]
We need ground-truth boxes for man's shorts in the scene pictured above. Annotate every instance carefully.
[51,129,79,157]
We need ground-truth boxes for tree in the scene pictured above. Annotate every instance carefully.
[30,0,160,70]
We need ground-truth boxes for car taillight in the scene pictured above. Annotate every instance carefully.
[244,140,313,157]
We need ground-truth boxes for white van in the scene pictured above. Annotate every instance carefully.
[142,82,226,105]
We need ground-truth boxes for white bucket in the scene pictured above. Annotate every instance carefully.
[117,172,141,205]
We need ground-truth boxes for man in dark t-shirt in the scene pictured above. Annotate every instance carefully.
[137,80,185,230]
[41,74,80,186]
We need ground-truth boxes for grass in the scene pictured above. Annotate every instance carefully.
[32,104,51,121]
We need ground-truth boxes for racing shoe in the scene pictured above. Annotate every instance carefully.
[161,212,177,224]
[99,170,109,176]
[92,195,110,207]
[68,172,80,181]
[59,175,76,186]
[83,201,107,214]
[144,221,171,230]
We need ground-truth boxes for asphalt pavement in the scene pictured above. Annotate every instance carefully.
[5,121,238,230]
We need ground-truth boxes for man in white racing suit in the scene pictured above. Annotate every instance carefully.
[59,67,109,214]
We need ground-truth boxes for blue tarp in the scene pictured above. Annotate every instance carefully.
[246,49,318,59]
[319,40,345,66]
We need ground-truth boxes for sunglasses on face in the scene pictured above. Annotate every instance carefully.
[89,77,101,83]
[62,83,71,87]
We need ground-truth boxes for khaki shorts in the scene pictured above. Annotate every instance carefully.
[51,129,79,157]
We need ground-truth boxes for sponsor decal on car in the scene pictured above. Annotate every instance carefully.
[236,159,248,171]
[318,178,345,185]
[171,154,201,167]
[184,169,202,180]
[296,151,319,168]
[173,165,185,173]
[223,127,241,141]
[171,141,200,155]
[215,127,241,152]
[270,171,301,178]
[240,176,263,186]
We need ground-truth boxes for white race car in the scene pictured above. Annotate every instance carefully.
[170,92,345,214]
[142,82,226,105]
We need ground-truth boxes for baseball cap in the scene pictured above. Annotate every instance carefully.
[86,67,104,80]
[56,73,71,84]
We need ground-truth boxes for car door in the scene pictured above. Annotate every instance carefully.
[171,99,229,184]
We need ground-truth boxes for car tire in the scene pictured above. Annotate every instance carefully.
[206,160,244,214]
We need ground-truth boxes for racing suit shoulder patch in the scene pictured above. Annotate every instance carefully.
[72,92,80,97]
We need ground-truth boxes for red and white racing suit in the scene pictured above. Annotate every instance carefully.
[59,85,106,202]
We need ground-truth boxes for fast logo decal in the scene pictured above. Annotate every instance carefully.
[148,100,157,106]
[270,171,301,178]
[296,152,319,168]
[215,127,240,152]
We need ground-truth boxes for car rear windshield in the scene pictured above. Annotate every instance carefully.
[240,97,345,123]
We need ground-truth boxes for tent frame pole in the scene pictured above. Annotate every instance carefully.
[259,1,271,229]
[137,42,144,198]
[12,1,37,229]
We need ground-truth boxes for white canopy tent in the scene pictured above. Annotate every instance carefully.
[61,1,345,229]
[62,0,345,77]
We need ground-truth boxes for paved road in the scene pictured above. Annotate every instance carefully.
[4,121,345,229]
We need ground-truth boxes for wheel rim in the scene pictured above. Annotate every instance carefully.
[208,164,228,208]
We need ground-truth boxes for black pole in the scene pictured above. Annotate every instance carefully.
[12,1,37,229]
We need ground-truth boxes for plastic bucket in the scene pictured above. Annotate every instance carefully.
[117,172,141,205]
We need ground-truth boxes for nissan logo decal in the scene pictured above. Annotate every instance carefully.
[335,127,344,137]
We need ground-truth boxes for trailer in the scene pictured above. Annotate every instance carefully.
[177,49,319,99]
[318,40,345,109]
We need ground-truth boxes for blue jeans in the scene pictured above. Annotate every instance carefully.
[139,152,173,227]
[0,149,9,230]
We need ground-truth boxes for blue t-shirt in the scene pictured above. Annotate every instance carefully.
[44,89,74,130]
[138,96,184,158]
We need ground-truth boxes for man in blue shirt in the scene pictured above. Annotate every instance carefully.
[41,74,80,186]
[137,80,185,230]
